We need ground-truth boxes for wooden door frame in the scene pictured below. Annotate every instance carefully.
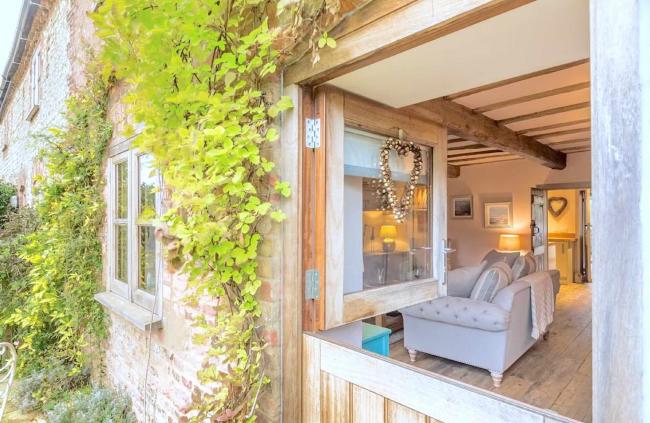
[301,85,448,331]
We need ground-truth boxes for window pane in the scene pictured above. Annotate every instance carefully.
[138,154,156,221]
[139,226,156,294]
[115,224,128,283]
[115,161,128,219]
[343,130,432,293]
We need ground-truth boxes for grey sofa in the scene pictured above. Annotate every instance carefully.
[401,254,560,387]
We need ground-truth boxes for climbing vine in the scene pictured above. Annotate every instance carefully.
[94,0,339,420]
[4,67,112,373]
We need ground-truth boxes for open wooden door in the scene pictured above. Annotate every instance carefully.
[303,86,448,331]
[530,188,547,271]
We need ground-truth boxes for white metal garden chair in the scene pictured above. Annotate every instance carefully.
[0,342,17,420]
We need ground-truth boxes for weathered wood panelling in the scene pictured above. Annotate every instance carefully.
[302,334,581,423]
[591,0,649,422]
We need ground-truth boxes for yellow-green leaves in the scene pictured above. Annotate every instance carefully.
[318,31,337,49]
[94,1,300,421]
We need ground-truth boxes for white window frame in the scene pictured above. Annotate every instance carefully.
[107,150,162,314]
[27,47,40,121]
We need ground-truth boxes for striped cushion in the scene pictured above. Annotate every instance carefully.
[470,262,512,302]
[512,253,537,280]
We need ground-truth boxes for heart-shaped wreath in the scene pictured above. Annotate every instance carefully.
[377,138,423,223]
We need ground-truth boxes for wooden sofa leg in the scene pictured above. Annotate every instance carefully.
[490,371,503,388]
[407,349,417,362]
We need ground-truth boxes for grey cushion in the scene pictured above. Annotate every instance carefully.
[482,249,520,268]
[448,261,487,298]
[470,262,512,302]
[512,253,536,280]
[401,297,510,332]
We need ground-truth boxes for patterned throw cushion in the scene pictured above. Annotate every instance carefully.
[482,249,520,268]
[470,262,512,302]
[512,253,537,280]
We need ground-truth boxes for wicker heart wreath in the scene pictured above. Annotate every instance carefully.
[377,138,423,223]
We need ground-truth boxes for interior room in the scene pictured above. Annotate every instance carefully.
[315,0,593,422]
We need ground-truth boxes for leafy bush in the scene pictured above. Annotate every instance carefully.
[11,360,89,413]
[0,208,38,341]
[0,180,17,226]
[46,387,136,423]
[4,67,110,373]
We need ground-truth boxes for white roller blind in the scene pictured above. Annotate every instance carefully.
[344,128,429,183]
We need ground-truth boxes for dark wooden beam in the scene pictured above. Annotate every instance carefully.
[447,164,460,178]
[446,59,589,100]
[405,99,567,169]
[499,101,590,125]
[473,81,590,113]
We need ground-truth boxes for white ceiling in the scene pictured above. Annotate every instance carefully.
[329,0,589,108]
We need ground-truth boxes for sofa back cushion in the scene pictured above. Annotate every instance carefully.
[512,253,537,280]
[470,262,512,302]
[448,261,487,298]
[482,249,520,268]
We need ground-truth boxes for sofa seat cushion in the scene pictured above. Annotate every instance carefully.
[401,297,510,332]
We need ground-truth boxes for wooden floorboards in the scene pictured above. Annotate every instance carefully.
[390,283,592,422]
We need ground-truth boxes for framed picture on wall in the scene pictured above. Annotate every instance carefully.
[484,202,513,228]
[451,195,473,219]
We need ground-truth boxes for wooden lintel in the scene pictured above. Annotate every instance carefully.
[284,0,533,86]
[405,99,567,169]
[447,164,460,178]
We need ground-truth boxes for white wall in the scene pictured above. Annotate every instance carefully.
[447,151,591,268]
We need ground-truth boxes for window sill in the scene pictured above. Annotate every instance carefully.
[94,292,162,331]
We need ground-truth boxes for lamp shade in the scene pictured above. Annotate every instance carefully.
[498,234,521,252]
[379,225,397,240]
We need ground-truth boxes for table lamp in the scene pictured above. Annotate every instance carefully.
[498,234,521,252]
[379,225,397,252]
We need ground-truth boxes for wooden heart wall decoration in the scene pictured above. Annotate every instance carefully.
[548,197,568,218]
[377,138,423,223]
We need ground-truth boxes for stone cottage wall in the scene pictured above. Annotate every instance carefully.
[100,81,284,423]
[1,2,285,420]
[0,0,71,205]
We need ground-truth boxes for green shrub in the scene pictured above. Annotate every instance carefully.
[0,208,38,341]
[11,360,89,413]
[0,180,17,226]
[46,387,136,423]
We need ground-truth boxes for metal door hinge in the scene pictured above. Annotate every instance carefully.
[305,269,320,299]
[306,118,320,148]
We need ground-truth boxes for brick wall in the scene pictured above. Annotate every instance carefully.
[0,0,70,206]
[1,2,285,420]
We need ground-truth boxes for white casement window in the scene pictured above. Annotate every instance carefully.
[108,150,162,313]
[27,47,40,120]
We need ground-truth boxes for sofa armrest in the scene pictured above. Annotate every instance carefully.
[491,281,531,311]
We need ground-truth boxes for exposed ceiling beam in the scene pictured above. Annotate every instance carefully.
[448,143,487,151]
[516,118,591,134]
[405,99,566,169]
[545,138,591,146]
[447,164,460,178]
[445,58,589,100]
[473,81,590,113]
[452,155,522,166]
[499,101,590,125]
[448,150,505,159]
[534,128,591,139]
